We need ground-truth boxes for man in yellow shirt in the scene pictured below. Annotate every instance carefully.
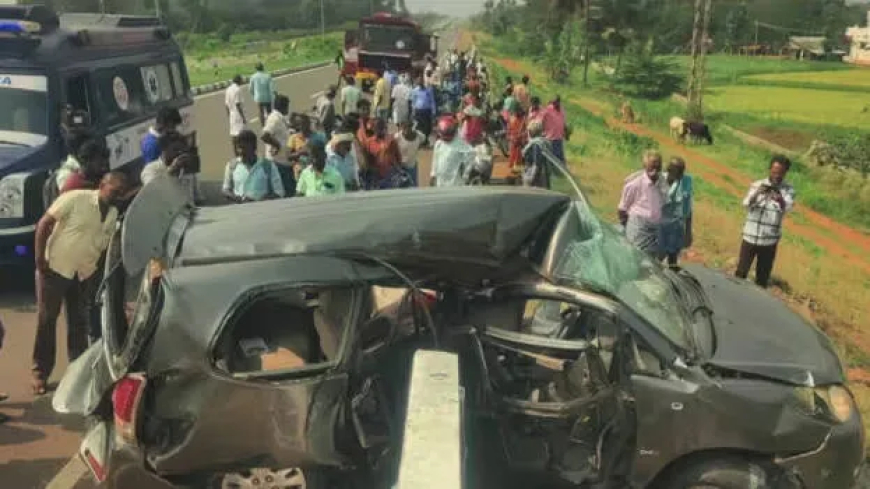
[31,171,128,394]
[372,70,392,121]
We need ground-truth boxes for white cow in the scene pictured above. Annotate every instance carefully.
[670,116,687,140]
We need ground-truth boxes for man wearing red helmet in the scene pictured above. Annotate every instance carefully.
[430,115,474,187]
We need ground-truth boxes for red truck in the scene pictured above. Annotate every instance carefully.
[342,12,438,91]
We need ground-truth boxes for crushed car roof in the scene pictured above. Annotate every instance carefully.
[172,187,572,273]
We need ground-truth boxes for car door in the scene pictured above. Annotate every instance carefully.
[143,275,375,476]
[344,286,425,456]
[466,282,637,487]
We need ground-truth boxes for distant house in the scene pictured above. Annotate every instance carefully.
[845,11,870,66]
[782,37,825,60]
[781,36,845,61]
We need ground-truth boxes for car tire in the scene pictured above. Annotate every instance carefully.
[209,466,332,489]
[661,456,780,489]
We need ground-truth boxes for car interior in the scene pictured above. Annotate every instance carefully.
[215,287,354,375]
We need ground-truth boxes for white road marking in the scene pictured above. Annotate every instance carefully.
[310,90,324,100]
[193,64,333,101]
[45,455,88,489]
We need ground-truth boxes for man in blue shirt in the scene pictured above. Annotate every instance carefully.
[411,77,436,146]
[384,64,400,88]
[222,130,285,203]
[249,63,276,123]
[140,107,182,174]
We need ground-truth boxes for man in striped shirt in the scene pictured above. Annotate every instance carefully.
[735,155,796,288]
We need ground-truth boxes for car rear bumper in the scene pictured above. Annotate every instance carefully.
[97,445,177,489]
[774,411,865,488]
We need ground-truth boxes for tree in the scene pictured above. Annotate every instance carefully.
[543,19,587,82]
[612,42,682,99]
[724,1,749,52]
[686,0,712,120]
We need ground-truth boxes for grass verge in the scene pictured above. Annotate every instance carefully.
[182,31,342,87]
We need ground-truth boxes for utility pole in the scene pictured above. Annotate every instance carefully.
[370,0,374,15]
[155,0,161,20]
[582,0,591,87]
[686,0,704,120]
[320,0,326,35]
[99,0,106,14]
[697,0,713,112]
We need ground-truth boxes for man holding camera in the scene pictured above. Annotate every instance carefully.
[141,131,201,204]
[736,155,796,288]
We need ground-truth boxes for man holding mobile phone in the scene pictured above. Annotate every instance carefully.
[141,131,201,204]
[736,155,796,288]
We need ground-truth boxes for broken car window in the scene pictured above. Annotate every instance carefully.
[553,202,692,350]
[216,287,353,374]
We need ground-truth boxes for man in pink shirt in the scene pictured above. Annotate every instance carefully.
[542,96,567,167]
[618,150,666,256]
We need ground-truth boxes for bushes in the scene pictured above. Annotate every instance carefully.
[612,45,682,100]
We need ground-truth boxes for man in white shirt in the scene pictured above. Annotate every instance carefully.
[225,75,247,147]
[395,121,424,187]
[391,74,412,126]
[31,172,128,394]
[140,131,201,204]
[340,77,363,117]
[736,155,796,288]
[261,95,291,165]
[430,116,473,187]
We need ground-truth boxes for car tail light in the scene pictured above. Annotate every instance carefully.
[112,373,147,445]
[82,448,107,482]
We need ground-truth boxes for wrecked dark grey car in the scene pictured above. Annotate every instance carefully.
[53,175,864,489]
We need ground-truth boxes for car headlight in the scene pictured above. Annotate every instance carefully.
[793,385,855,423]
[0,173,28,219]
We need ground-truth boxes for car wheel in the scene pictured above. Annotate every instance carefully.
[214,466,329,489]
[661,457,777,489]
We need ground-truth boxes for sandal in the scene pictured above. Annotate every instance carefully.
[0,413,8,424]
[31,378,47,396]
[0,392,7,403]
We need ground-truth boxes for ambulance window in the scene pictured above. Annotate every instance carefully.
[140,64,173,103]
[96,66,147,127]
[65,75,92,116]
[170,62,185,97]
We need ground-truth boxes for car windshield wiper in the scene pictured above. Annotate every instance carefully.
[0,140,30,147]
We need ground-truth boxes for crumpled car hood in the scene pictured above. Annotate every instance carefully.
[683,264,845,386]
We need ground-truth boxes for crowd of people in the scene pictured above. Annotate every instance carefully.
[0,51,798,422]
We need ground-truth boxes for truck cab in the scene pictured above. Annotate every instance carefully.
[342,12,438,90]
[0,5,194,266]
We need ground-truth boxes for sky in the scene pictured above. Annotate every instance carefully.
[404,0,488,18]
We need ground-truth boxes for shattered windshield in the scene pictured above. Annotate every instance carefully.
[552,202,692,350]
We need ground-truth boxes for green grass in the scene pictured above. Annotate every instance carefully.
[746,69,870,89]
[666,54,854,87]
[704,85,870,130]
[182,31,342,87]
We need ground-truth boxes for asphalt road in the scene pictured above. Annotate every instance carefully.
[0,63,353,489]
